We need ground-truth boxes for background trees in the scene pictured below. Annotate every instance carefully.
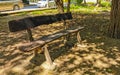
[83,0,86,4]
[55,0,71,13]
[55,0,64,13]
[96,0,101,7]
[66,0,71,12]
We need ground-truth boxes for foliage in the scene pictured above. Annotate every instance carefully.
[76,0,83,4]
[101,1,111,7]
[71,0,83,5]
[70,4,110,14]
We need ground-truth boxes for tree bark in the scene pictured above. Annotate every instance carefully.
[108,0,120,39]
[96,0,101,7]
[55,0,64,13]
[66,0,71,13]
[83,0,87,4]
[47,0,49,8]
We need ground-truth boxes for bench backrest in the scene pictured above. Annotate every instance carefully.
[8,12,72,32]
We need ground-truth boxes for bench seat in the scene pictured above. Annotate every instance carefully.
[19,26,84,52]
[8,12,84,67]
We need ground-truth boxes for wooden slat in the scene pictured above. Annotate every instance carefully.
[19,40,45,52]
[8,12,72,32]
[18,27,84,52]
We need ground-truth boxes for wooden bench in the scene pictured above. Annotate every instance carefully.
[8,12,84,67]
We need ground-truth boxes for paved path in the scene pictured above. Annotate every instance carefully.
[0,5,51,15]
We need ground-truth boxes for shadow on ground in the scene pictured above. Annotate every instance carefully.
[0,12,120,75]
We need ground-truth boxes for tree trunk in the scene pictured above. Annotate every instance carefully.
[55,0,64,13]
[108,0,120,39]
[66,0,71,13]
[83,0,87,4]
[96,0,101,7]
[47,0,49,8]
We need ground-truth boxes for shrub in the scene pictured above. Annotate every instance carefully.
[101,1,111,7]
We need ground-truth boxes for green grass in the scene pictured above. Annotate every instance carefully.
[70,4,95,13]
[70,4,110,14]
[29,9,58,15]
[101,1,111,7]
[13,8,58,16]
[3,2,111,16]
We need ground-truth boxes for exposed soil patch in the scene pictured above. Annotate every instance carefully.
[0,12,120,75]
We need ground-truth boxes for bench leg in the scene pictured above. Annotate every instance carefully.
[34,50,38,56]
[43,45,53,66]
[76,31,86,47]
[34,47,44,56]
[63,36,67,45]
[77,31,82,44]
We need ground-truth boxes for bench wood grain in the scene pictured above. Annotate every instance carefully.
[18,27,84,52]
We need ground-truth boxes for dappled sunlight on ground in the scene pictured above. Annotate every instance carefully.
[0,12,120,75]
[55,41,120,75]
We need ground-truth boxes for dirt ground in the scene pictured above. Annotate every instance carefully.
[0,12,120,75]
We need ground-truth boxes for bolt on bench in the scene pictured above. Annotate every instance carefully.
[8,12,84,68]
